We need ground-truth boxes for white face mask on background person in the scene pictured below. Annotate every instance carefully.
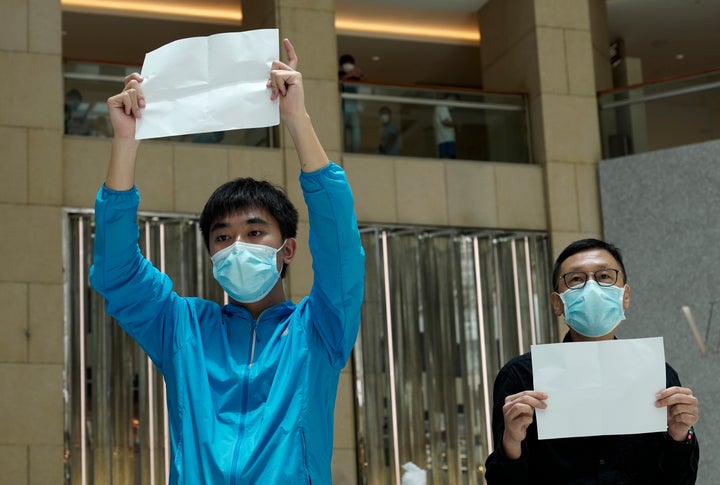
[211,240,286,304]
[557,280,626,337]
[342,63,355,73]
[380,113,390,124]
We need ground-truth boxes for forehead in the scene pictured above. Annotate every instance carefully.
[560,248,621,273]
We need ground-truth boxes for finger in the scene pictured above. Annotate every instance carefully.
[656,392,697,408]
[124,72,143,86]
[503,403,534,424]
[122,78,146,111]
[668,404,699,422]
[271,60,293,72]
[283,38,298,70]
[505,390,548,406]
[271,70,298,97]
[656,386,692,400]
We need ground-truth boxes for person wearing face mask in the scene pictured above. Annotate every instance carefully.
[484,238,699,484]
[378,106,400,155]
[338,53,364,152]
[89,39,365,484]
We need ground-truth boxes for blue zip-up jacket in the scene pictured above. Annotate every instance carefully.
[90,162,365,484]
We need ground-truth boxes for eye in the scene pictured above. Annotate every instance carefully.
[596,270,615,284]
[564,272,586,288]
[215,234,231,242]
[248,229,263,238]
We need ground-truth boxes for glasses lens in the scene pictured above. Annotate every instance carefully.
[564,272,587,289]
[595,269,619,287]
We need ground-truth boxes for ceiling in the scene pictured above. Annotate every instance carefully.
[62,0,720,89]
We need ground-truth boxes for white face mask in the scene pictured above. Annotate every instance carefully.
[342,63,355,73]
[380,113,390,124]
[211,240,286,303]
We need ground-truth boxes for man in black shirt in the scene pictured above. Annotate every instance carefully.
[484,238,699,484]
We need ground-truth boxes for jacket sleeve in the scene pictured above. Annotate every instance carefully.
[659,364,700,485]
[484,365,530,484]
[89,184,184,372]
[300,162,365,369]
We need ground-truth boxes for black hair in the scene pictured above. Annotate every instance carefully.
[551,238,627,291]
[379,106,391,115]
[66,88,82,100]
[199,178,299,269]
[339,54,355,65]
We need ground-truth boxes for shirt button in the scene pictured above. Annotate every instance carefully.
[599,459,605,465]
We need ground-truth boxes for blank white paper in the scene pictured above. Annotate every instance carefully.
[135,29,279,140]
[531,337,667,440]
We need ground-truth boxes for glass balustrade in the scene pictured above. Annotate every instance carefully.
[341,82,531,163]
[63,61,531,163]
[598,69,720,158]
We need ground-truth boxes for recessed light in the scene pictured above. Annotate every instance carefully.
[675,54,685,60]
[372,56,380,61]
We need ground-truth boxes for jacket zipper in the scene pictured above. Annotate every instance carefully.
[229,320,258,484]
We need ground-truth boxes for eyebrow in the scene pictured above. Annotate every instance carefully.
[209,216,269,234]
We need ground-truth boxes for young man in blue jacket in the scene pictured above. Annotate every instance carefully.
[90,38,365,484]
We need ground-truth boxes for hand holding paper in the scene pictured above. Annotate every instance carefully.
[501,390,548,459]
[656,386,699,442]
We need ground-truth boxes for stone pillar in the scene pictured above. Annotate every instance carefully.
[479,0,611,338]
[0,0,65,483]
[479,0,610,259]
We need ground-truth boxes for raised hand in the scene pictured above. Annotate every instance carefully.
[107,73,145,139]
[268,38,306,124]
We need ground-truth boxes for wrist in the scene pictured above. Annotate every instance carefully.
[667,427,695,444]
[502,435,523,460]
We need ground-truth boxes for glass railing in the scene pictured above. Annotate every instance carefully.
[63,61,531,161]
[598,69,720,158]
[340,82,531,163]
[63,61,276,147]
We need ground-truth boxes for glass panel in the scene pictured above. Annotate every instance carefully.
[598,69,720,158]
[64,211,224,484]
[340,83,531,163]
[354,227,555,484]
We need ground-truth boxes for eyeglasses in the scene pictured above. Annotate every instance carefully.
[559,269,622,290]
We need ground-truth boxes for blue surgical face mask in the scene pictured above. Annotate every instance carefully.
[211,240,286,304]
[557,280,626,338]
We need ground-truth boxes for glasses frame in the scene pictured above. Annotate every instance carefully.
[559,268,622,291]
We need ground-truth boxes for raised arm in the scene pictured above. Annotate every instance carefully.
[105,73,145,190]
[268,38,329,173]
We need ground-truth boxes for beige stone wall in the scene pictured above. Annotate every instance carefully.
[0,0,66,482]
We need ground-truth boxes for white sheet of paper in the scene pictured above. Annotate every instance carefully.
[135,29,279,140]
[531,337,667,440]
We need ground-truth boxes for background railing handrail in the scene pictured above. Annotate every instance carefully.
[340,79,529,98]
[596,66,720,96]
[598,79,720,110]
[340,92,525,112]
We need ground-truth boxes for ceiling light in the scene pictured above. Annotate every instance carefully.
[61,0,242,23]
[335,18,480,44]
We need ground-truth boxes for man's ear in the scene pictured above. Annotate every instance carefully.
[282,238,297,265]
[622,283,631,311]
[551,292,564,317]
